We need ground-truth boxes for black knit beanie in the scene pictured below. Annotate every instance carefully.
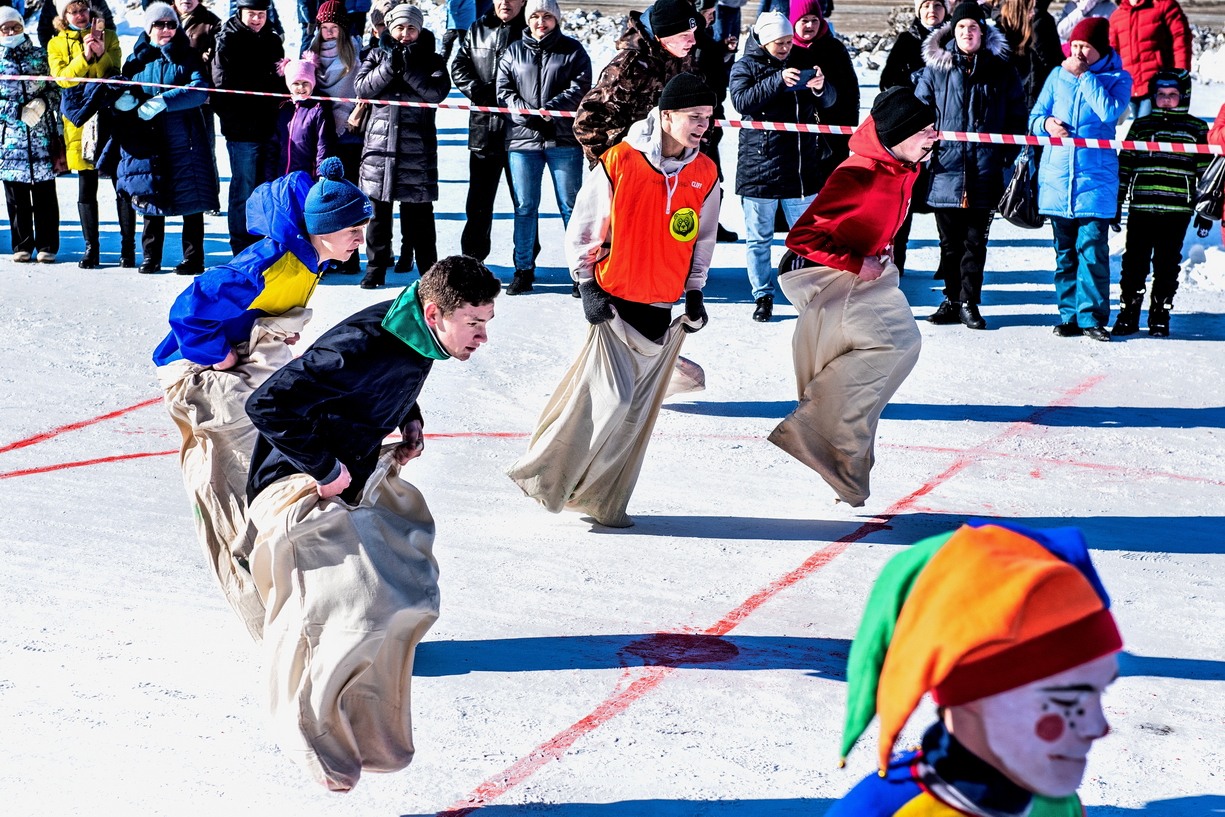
[659,72,717,111]
[948,1,985,28]
[872,87,936,149]
[650,0,699,39]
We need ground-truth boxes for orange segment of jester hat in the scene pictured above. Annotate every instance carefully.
[874,524,1122,772]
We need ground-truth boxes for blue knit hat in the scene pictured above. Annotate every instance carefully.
[303,157,372,235]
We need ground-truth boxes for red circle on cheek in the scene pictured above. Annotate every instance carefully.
[1035,713,1066,742]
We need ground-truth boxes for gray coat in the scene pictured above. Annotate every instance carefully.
[354,30,450,203]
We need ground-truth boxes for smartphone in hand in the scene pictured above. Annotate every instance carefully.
[789,69,817,90]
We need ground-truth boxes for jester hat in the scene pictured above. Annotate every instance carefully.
[842,521,1123,772]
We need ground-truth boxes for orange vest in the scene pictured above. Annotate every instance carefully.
[594,141,718,304]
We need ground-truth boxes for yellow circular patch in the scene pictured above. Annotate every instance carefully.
[669,207,699,242]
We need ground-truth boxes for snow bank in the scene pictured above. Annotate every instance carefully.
[1183,243,1225,290]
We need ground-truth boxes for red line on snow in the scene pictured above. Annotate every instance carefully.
[435,375,1107,815]
[0,450,177,481]
[0,397,164,456]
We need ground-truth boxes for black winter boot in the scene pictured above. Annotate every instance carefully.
[506,269,534,295]
[77,203,99,269]
[360,267,386,289]
[927,298,961,324]
[1111,291,1143,336]
[1148,300,1171,337]
[116,197,137,268]
[959,302,987,330]
[752,294,773,322]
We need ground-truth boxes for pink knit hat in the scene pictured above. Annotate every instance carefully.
[789,0,828,43]
[278,53,319,92]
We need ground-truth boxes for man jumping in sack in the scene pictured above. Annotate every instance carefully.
[771,86,938,507]
[507,73,721,528]
[153,157,371,640]
[242,256,501,791]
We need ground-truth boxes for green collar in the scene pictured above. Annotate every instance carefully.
[380,281,451,360]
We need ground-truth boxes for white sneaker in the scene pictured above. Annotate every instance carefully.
[12,251,31,262]
[36,251,55,263]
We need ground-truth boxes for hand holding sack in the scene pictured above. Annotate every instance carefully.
[579,279,614,324]
[682,289,707,333]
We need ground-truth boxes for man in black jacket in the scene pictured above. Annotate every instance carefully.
[212,0,285,254]
[451,0,531,262]
[246,255,502,505]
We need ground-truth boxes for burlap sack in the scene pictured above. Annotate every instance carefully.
[507,312,696,528]
[767,264,921,506]
[156,308,312,642]
[247,449,440,792]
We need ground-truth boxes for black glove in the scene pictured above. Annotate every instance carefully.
[526,115,557,140]
[578,279,614,325]
[1196,215,1213,238]
[682,289,707,333]
[390,45,406,75]
[1109,220,1122,233]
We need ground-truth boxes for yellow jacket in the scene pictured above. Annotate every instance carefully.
[48,24,121,171]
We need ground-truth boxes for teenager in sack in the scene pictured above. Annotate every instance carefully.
[0,7,61,263]
[1113,69,1208,337]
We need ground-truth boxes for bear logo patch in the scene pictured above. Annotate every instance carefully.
[669,207,699,242]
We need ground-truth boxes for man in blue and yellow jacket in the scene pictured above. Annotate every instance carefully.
[153,156,371,369]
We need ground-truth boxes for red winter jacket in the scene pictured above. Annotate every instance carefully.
[785,116,920,274]
[1108,0,1191,99]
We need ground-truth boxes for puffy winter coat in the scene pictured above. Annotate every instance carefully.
[0,35,61,185]
[116,33,219,218]
[180,4,222,65]
[38,0,113,48]
[1118,70,1208,215]
[785,115,922,274]
[915,23,1027,209]
[879,18,937,91]
[993,5,1065,109]
[1108,0,1190,99]
[275,98,333,179]
[211,15,285,143]
[447,0,476,32]
[152,172,329,367]
[246,293,437,504]
[355,29,449,203]
[48,21,121,171]
[495,27,592,151]
[572,8,700,166]
[786,23,859,177]
[1029,48,1132,218]
[729,30,832,199]
[451,7,529,155]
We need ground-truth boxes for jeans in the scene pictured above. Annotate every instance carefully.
[227,140,275,255]
[934,207,993,305]
[1051,216,1111,328]
[507,146,583,271]
[742,194,815,300]
[712,4,740,40]
[4,180,59,254]
[1120,209,1190,305]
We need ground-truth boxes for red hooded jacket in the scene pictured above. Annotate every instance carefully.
[785,116,920,274]
[1108,0,1191,99]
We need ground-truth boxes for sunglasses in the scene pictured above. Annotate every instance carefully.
[151,19,178,29]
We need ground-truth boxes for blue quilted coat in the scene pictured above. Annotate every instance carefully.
[0,35,61,185]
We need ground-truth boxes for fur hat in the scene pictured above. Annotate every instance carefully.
[841,521,1121,772]
[753,10,792,45]
[385,1,423,31]
[524,0,562,24]
[1069,15,1110,56]
[143,1,177,33]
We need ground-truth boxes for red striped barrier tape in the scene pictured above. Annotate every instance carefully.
[7,73,1223,154]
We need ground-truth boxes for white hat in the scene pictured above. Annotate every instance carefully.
[56,0,94,17]
[914,0,950,18]
[0,6,24,28]
[753,10,792,45]
[524,0,562,24]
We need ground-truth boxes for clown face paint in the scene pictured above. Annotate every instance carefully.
[978,652,1119,797]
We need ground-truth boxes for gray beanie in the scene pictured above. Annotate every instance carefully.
[143,1,177,32]
[753,10,792,45]
[524,0,562,24]
[385,1,423,30]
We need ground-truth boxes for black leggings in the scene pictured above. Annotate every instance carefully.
[610,296,672,343]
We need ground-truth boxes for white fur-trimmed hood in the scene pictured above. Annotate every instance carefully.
[921,20,1009,70]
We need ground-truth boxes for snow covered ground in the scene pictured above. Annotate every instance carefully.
[2,5,1224,816]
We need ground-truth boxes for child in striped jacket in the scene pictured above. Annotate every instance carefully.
[1114,69,1209,337]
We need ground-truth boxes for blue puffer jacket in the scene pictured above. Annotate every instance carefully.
[914,23,1027,210]
[1028,49,1132,219]
[729,30,835,200]
[152,172,327,367]
[117,32,219,217]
